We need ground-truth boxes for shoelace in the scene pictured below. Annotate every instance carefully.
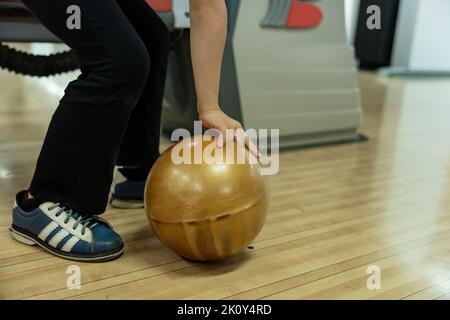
[48,204,98,236]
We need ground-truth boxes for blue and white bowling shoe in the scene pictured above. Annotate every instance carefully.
[110,170,145,209]
[110,180,146,209]
[10,191,124,262]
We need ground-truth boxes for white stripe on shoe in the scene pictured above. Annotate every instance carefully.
[38,221,59,241]
[61,236,80,253]
[49,229,70,248]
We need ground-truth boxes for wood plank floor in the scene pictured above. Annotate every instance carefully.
[1,56,450,299]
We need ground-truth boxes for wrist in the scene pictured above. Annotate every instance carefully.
[197,104,221,115]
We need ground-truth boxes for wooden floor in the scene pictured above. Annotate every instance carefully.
[1,59,450,299]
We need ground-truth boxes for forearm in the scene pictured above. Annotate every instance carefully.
[189,0,227,114]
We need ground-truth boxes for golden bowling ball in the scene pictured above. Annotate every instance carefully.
[144,135,268,261]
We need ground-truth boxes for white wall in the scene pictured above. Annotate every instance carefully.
[391,0,419,68]
[345,0,361,46]
[392,0,450,72]
[410,0,450,71]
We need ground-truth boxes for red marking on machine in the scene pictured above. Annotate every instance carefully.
[286,1,323,29]
[146,0,172,13]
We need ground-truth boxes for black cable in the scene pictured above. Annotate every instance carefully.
[0,42,79,77]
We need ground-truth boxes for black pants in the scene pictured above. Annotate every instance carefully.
[22,0,169,215]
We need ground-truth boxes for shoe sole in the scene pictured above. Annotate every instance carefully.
[10,225,124,262]
[110,197,144,209]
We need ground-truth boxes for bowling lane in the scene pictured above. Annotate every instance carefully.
[1,59,450,299]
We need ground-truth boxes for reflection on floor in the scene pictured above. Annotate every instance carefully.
[0,64,450,299]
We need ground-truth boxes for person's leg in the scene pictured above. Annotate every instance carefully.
[24,0,151,216]
[115,0,169,169]
[110,0,170,208]
[11,0,152,261]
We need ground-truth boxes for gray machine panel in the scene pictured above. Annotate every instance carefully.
[232,0,363,148]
